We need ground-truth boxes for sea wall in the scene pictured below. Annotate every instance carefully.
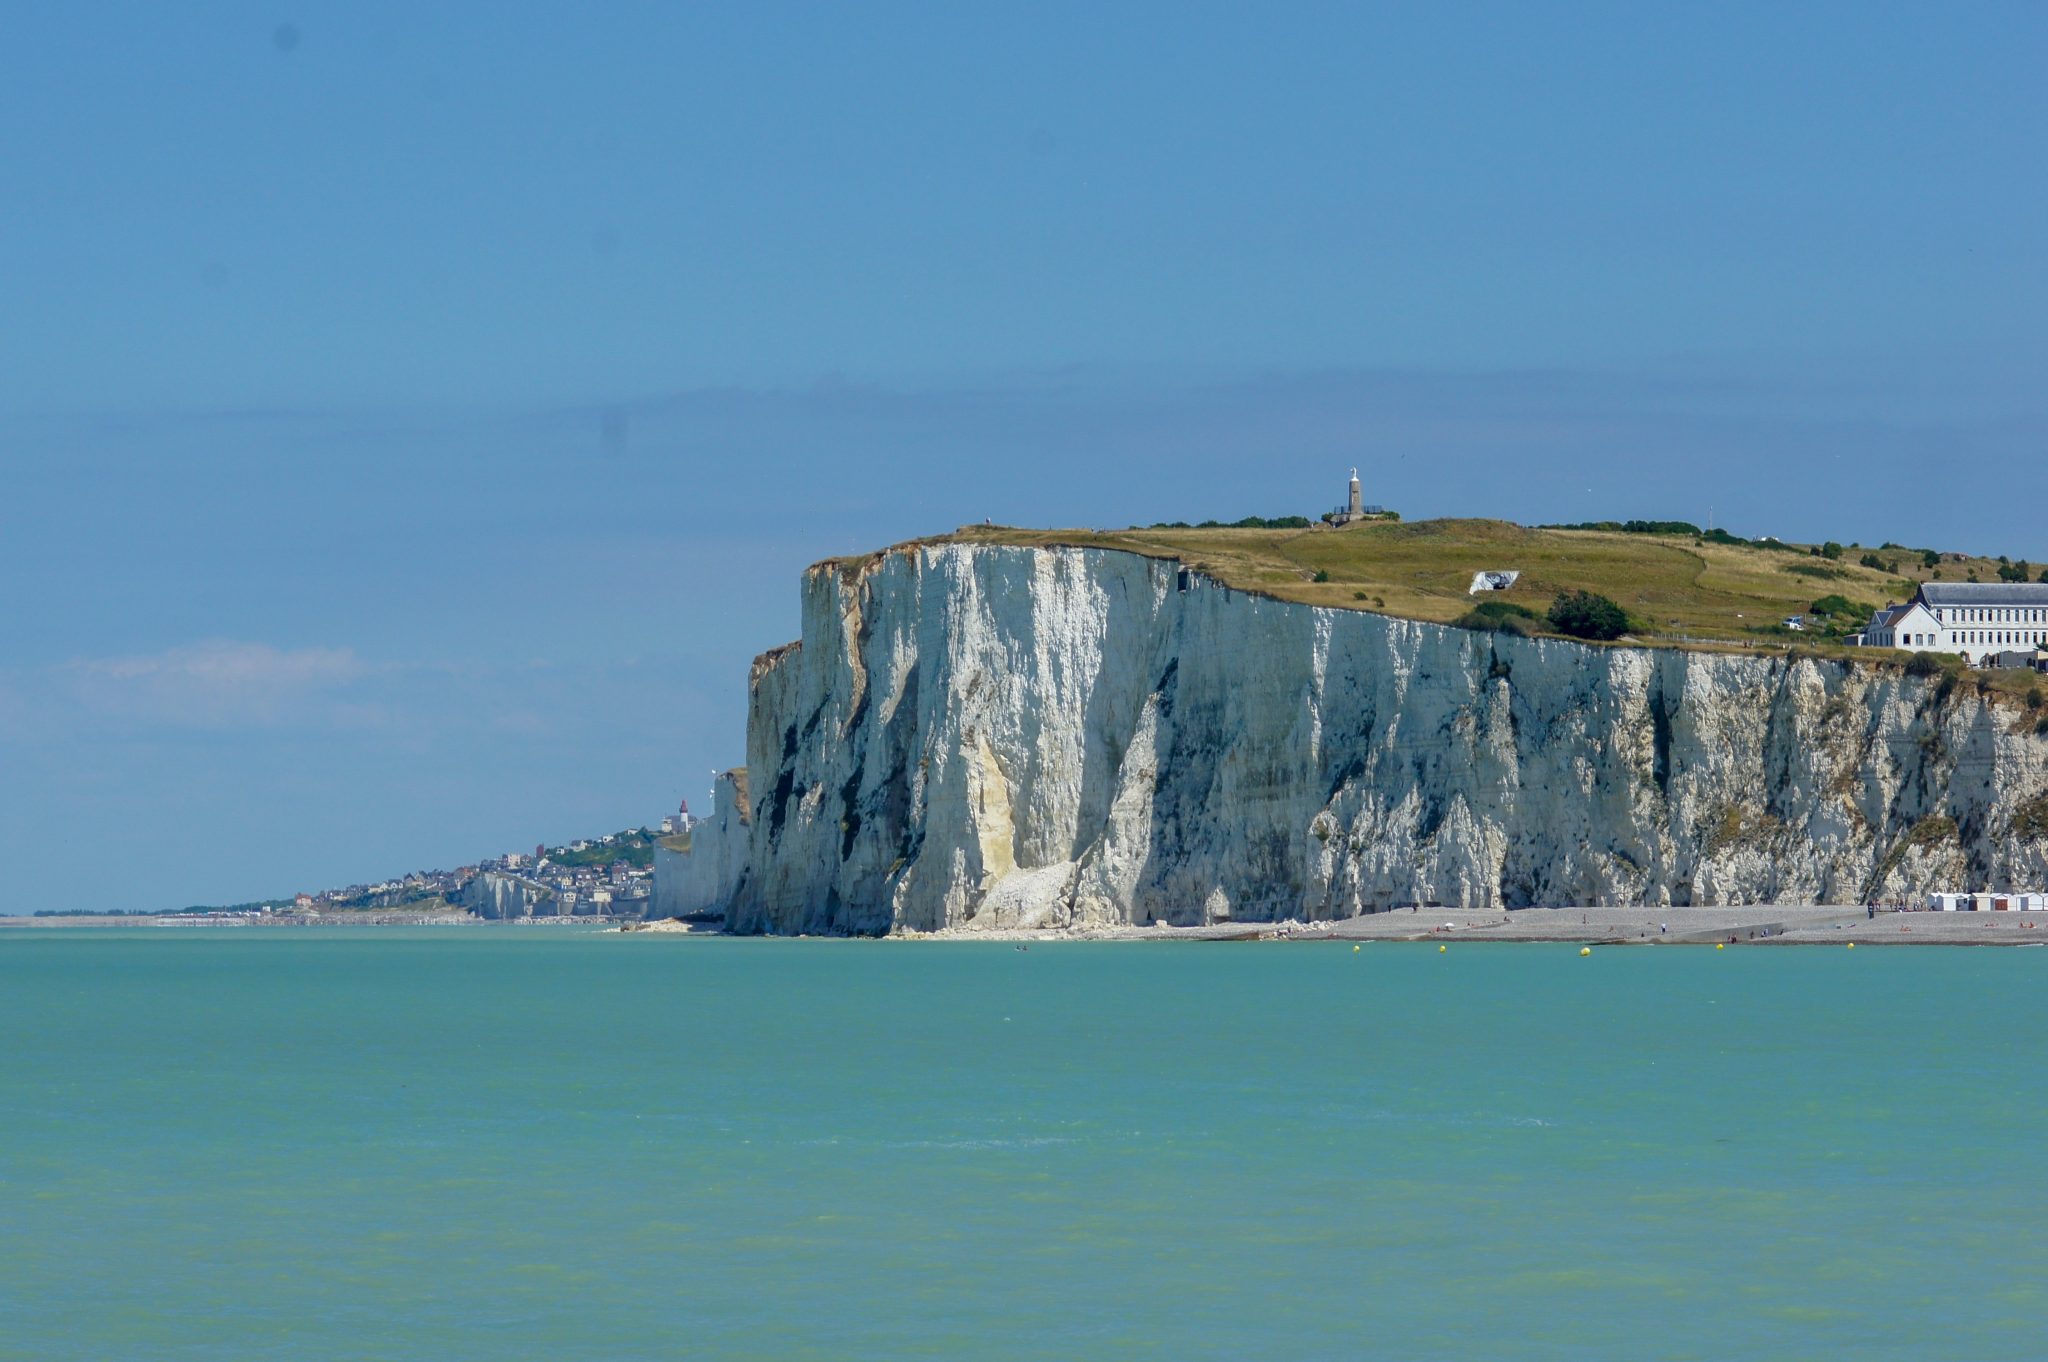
[688,544,2048,933]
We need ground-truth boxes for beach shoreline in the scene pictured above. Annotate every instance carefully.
[13,906,2048,945]
[894,904,2048,947]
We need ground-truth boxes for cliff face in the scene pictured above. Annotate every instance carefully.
[460,871,554,919]
[651,769,750,919]
[679,544,2048,934]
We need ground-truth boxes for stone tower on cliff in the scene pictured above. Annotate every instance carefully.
[1329,467,1373,526]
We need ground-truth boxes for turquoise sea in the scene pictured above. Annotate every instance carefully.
[3,930,2045,1361]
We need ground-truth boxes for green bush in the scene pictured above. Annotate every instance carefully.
[1546,590,1630,641]
[1922,549,1942,569]
[1454,609,1531,636]
[1903,652,1948,678]
[1192,515,1313,530]
[1456,599,1541,634]
[1808,594,1873,620]
[1311,569,1331,583]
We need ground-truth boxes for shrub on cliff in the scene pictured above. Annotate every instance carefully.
[1190,514,1313,530]
[1546,590,1629,641]
[2018,795,2048,840]
[1454,600,1540,635]
[1903,652,1950,678]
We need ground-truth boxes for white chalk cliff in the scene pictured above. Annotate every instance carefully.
[651,769,751,919]
[663,544,2048,934]
[460,870,555,919]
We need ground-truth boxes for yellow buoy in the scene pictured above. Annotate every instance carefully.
[1353,944,1361,952]
[1579,946,1591,957]
[1715,943,1725,950]
[1439,944,1447,953]
[1847,942,1855,949]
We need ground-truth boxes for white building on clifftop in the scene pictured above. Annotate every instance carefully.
[1861,582,2048,666]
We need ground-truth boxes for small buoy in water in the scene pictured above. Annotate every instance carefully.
[1847,942,1855,949]
[1439,944,1447,953]
[1579,946,1592,957]
[1715,943,1724,950]
[1353,944,1360,952]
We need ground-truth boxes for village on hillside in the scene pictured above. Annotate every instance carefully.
[33,803,701,923]
[279,801,705,921]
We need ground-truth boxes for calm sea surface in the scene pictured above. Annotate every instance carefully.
[3,930,2045,1361]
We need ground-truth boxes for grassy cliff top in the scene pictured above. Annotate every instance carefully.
[835,518,2041,696]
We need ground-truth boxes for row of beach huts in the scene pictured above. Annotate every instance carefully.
[1927,892,2048,912]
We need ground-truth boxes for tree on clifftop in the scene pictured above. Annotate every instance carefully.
[1547,590,1630,641]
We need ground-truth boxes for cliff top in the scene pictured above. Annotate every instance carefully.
[820,518,2042,697]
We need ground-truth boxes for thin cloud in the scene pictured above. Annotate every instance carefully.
[62,640,370,729]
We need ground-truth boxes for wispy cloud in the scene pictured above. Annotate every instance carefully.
[60,640,371,729]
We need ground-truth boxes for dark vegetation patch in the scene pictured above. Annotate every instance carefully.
[543,829,660,869]
[1454,599,1541,635]
[1149,515,1314,530]
[1546,519,1702,536]
[1546,590,1629,641]
[1906,814,1959,847]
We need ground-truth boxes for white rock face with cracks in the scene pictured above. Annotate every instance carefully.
[662,544,2048,934]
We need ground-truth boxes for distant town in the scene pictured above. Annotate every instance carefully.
[27,802,700,924]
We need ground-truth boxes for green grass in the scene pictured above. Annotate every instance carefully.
[545,829,659,869]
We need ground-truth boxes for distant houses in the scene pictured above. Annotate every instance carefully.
[1861,582,2048,669]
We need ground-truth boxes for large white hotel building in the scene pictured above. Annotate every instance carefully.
[1861,582,2048,666]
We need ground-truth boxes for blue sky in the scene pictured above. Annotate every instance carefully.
[2,2,2043,911]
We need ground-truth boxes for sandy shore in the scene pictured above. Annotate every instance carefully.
[901,904,2048,946]
[20,908,2039,945]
